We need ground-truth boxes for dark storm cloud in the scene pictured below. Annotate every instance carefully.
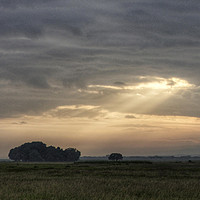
[0,0,200,117]
[0,0,93,39]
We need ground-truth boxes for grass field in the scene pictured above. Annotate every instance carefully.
[0,161,200,200]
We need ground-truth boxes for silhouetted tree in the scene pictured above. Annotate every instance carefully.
[8,142,81,162]
[108,153,123,161]
[64,148,81,162]
[29,149,43,162]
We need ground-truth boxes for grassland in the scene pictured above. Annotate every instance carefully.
[0,161,200,200]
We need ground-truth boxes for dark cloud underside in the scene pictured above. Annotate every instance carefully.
[0,0,200,117]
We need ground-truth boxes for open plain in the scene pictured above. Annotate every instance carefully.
[0,161,200,200]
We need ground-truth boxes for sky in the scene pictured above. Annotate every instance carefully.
[1,0,200,158]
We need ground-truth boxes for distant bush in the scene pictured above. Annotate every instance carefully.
[108,153,123,161]
[8,141,81,162]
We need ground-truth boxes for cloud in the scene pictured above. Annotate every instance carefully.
[0,0,200,118]
[125,115,136,119]
[45,105,107,119]
[114,81,126,86]
[12,121,27,125]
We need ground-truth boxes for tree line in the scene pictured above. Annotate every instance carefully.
[8,142,81,162]
[8,141,123,162]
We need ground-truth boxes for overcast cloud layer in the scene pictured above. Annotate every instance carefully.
[1,0,200,118]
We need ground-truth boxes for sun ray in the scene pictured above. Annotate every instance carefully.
[101,77,194,114]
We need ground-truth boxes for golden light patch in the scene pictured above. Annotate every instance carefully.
[87,77,194,93]
[135,77,194,90]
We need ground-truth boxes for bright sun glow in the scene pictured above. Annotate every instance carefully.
[135,77,194,90]
[88,77,194,92]
[87,77,195,115]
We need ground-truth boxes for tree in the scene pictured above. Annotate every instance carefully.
[28,149,43,162]
[108,153,123,161]
[64,148,81,162]
[8,141,81,162]
[8,147,22,162]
